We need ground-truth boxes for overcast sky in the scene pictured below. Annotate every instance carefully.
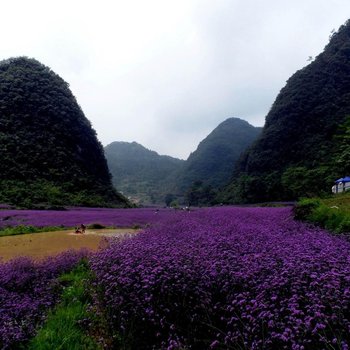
[0,0,349,159]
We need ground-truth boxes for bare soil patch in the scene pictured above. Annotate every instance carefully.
[0,228,138,262]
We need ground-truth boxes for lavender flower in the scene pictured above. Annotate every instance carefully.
[0,250,89,349]
[91,207,350,349]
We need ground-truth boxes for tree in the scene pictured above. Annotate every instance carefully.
[186,181,217,206]
[165,193,175,207]
[335,116,350,175]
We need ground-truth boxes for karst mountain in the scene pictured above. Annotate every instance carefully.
[221,20,350,203]
[0,57,128,207]
[106,118,261,206]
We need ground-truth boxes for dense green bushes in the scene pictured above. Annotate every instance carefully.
[294,195,350,233]
[0,179,124,208]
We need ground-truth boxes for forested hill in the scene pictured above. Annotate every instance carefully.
[175,118,261,203]
[221,20,350,203]
[0,57,128,208]
[105,141,184,204]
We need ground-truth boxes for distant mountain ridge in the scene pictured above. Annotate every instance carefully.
[105,141,184,204]
[221,19,350,203]
[106,118,261,206]
[0,57,128,208]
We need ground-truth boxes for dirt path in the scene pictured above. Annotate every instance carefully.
[0,228,138,262]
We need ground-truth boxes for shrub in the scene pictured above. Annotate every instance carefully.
[294,196,350,234]
[87,223,106,229]
[293,198,321,220]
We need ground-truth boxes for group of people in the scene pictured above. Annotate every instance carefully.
[74,223,86,234]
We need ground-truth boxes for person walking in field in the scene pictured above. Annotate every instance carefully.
[80,224,86,234]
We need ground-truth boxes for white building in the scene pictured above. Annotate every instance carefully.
[332,177,350,193]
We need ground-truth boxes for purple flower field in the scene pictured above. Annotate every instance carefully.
[0,207,177,229]
[0,250,89,349]
[1,206,350,349]
[92,206,350,349]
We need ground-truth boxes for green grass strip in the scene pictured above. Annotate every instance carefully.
[0,223,123,237]
[0,225,66,237]
[294,193,350,233]
[27,259,101,350]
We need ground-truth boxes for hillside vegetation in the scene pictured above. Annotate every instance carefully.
[221,20,350,203]
[294,192,350,233]
[106,119,261,206]
[105,141,184,204]
[176,118,261,206]
[0,57,128,208]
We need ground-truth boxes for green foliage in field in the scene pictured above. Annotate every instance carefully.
[0,225,64,237]
[294,193,350,233]
[322,191,350,211]
[27,260,101,350]
[0,57,128,208]
[221,20,350,203]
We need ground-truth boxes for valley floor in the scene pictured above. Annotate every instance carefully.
[1,206,350,349]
